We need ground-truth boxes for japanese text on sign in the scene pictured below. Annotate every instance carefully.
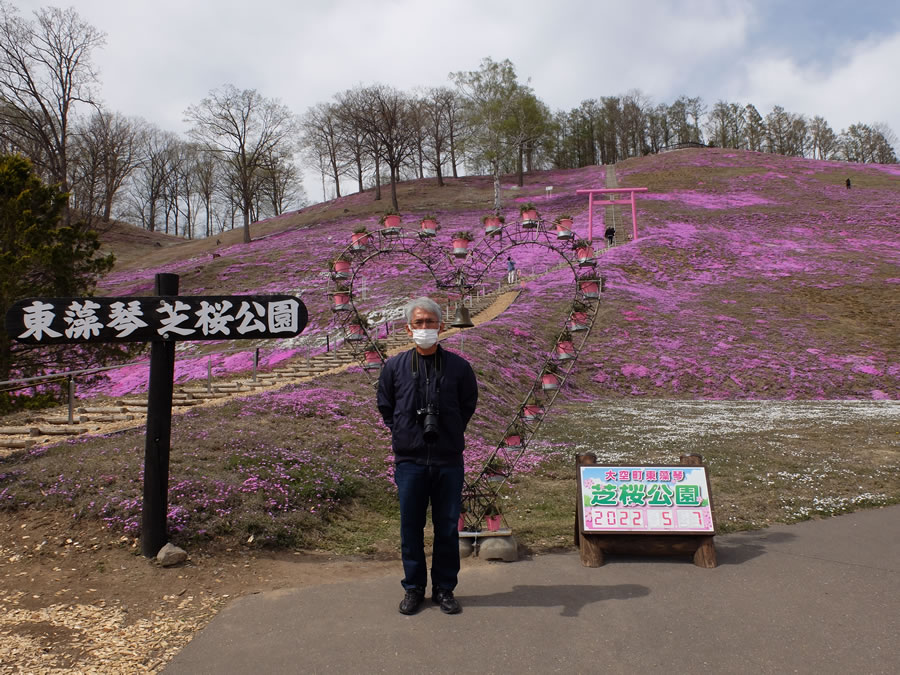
[579,465,715,534]
[6,296,307,344]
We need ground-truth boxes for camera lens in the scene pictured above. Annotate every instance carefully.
[422,406,439,442]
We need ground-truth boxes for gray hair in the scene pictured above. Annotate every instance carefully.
[403,297,443,324]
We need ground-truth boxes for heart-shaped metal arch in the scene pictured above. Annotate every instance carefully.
[326,217,604,531]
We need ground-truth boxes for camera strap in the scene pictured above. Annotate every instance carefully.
[411,348,442,407]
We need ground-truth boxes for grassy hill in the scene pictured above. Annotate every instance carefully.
[1,148,898,552]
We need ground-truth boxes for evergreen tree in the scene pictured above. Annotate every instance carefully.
[0,154,114,385]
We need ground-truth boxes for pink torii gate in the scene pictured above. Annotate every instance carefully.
[575,187,648,243]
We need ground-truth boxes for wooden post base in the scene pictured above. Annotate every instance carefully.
[579,533,717,568]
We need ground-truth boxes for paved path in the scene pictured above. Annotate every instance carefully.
[165,505,899,674]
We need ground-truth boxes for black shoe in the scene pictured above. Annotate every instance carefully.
[399,588,425,615]
[432,588,462,614]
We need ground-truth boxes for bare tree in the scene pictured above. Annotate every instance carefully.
[69,110,142,222]
[333,96,371,193]
[419,87,456,186]
[351,84,418,211]
[126,125,178,232]
[185,85,295,243]
[258,148,305,216]
[337,86,386,201]
[0,3,105,192]
[190,147,218,238]
[300,102,345,198]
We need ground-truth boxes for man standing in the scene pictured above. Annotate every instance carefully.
[506,256,517,284]
[377,297,478,615]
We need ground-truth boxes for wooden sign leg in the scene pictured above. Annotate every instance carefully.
[693,536,717,568]
[575,452,604,566]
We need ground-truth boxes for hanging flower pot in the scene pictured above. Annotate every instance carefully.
[363,349,382,370]
[580,280,600,298]
[556,340,576,360]
[522,404,543,419]
[330,259,351,280]
[541,372,560,391]
[452,239,470,257]
[572,238,595,267]
[485,514,502,532]
[503,433,522,447]
[379,210,401,235]
[458,513,467,532]
[567,311,589,332]
[332,291,351,311]
[519,203,539,228]
[381,213,401,228]
[521,397,544,420]
[555,216,574,240]
[576,246,594,262]
[347,322,366,341]
[419,216,438,237]
[351,229,370,251]
[482,213,505,234]
[363,341,385,370]
[451,230,474,258]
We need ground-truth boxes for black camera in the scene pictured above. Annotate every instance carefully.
[417,404,440,442]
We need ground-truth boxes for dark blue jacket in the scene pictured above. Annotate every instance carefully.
[377,346,478,466]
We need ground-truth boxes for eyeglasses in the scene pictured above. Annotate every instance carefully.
[410,319,440,328]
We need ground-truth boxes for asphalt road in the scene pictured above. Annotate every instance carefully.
[166,506,900,674]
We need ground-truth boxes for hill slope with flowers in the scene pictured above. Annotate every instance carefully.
[87,148,898,402]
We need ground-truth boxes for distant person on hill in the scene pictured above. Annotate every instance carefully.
[846,178,852,189]
[506,256,517,284]
[604,225,616,248]
[377,297,478,616]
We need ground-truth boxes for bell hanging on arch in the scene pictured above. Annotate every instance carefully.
[450,305,474,328]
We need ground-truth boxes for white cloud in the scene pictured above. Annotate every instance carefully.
[732,30,900,134]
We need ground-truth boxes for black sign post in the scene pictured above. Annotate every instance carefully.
[5,273,308,557]
[143,273,178,557]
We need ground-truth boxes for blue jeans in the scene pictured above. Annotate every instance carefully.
[394,462,464,592]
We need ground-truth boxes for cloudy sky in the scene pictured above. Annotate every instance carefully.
[13,0,900,197]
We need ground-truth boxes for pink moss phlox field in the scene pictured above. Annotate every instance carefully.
[78,149,898,407]
[592,148,898,400]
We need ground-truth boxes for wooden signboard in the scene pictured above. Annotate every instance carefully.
[6,295,307,343]
[579,465,715,534]
[575,453,717,568]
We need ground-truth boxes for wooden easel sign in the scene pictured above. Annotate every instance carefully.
[579,465,715,534]
[574,454,717,567]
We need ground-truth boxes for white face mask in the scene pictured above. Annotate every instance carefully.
[409,328,439,348]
